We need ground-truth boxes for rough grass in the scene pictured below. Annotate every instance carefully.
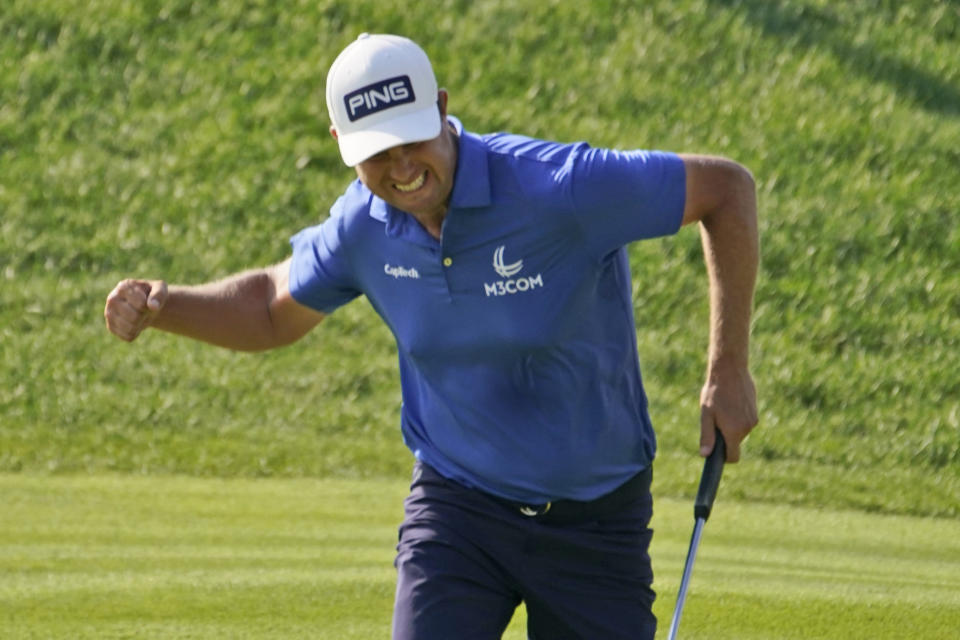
[2,0,959,517]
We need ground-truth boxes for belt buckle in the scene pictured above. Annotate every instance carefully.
[519,501,551,517]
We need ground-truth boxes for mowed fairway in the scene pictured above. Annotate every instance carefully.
[1,474,957,639]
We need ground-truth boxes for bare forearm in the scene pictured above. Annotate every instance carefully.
[105,258,323,349]
[699,171,758,372]
[678,155,759,460]
[150,267,284,351]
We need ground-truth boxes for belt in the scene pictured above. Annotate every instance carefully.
[491,465,653,524]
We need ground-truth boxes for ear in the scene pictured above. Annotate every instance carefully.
[329,126,339,140]
[437,90,449,120]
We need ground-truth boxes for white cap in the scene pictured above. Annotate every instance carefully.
[326,34,441,167]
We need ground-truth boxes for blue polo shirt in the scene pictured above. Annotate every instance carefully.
[290,118,686,503]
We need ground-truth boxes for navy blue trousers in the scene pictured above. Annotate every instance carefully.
[392,463,657,640]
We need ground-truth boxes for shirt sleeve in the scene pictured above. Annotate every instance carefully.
[567,146,686,258]
[288,198,362,313]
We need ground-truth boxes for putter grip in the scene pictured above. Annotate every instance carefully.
[693,430,726,521]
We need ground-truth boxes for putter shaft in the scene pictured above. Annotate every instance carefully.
[667,431,726,640]
[667,517,705,640]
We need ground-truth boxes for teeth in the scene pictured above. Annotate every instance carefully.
[394,172,426,193]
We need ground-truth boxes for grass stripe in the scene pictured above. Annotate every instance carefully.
[2,474,958,639]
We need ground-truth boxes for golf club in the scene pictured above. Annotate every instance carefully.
[666,429,727,640]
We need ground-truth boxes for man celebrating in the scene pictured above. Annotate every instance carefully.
[105,33,758,640]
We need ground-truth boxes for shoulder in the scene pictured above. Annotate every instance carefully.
[479,131,587,170]
[330,179,375,221]
[468,130,589,204]
[316,179,387,241]
[291,179,380,251]
[474,130,677,186]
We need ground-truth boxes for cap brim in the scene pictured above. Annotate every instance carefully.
[337,107,442,167]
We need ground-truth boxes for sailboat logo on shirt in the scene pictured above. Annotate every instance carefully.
[492,246,524,278]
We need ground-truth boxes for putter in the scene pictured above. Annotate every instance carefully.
[666,429,727,640]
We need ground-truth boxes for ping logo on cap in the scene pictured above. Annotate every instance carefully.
[344,75,416,122]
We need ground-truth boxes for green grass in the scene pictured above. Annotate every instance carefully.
[2,474,958,639]
[0,474,402,639]
[2,0,960,634]
[3,0,958,517]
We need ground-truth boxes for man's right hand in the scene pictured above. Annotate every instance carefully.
[104,279,168,342]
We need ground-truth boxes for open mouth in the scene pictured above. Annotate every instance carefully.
[393,171,427,193]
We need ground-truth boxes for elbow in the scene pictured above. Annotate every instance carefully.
[730,163,757,225]
[680,154,757,228]
[716,159,756,210]
[705,160,757,230]
[734,162,757,208]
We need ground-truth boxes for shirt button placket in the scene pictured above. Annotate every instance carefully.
[441,256,454,299]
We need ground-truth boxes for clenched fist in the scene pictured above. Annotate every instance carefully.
[104,279,168,342]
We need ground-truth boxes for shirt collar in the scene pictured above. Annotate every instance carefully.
[447,116,492,210]
[368,115,491,238]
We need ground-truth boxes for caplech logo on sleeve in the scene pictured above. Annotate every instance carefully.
[384,263,420,279]
[344,75,416,122]
[484,246,544,297]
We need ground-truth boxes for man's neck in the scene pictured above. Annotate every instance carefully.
[410,126,459,241]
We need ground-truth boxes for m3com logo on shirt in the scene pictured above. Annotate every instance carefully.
[492,246,523,278]
[484,246,544,297]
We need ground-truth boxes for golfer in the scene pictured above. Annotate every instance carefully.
[104,33,759,640]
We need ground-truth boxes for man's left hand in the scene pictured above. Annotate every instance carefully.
[699,362,758,462]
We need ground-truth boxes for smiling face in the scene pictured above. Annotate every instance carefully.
[331,91,457,238]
